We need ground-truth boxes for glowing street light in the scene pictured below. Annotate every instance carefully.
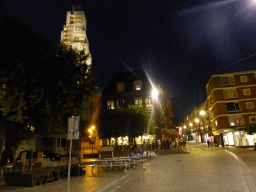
[152,88,158,99]
[189,123,193,126]
[183,125,186,128]
[195,119,199,123]
[200,110,205,116]
[88,125,96,154]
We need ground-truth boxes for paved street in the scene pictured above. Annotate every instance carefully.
[1,142,256,191]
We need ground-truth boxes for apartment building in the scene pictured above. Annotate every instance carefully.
[61,5,92,65]
[206,70,256,146]
[102,70,175,143]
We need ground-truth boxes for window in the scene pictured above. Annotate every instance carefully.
[117,99,124,107]
[57,138,66,148]
[214,120,218,127]
[134,81,142,90]
[243,88,251,96]
[246,102,254,109]
[249,116,256,123]
[240,75,248,82]
[107,100,114,109]
[116,82,124,92]
[145,97,152,109]
[221,76,235,86]
[135,97,142,106]
[229,115,243,126]
[226,102,240,112]
[223,88,238,99]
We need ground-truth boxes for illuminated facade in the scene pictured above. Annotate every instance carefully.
[206,70,256,146]
[102,70,176,144]
[61,5,92,66]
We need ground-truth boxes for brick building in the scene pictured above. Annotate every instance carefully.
[206,70,256,146]
[102,70,175,145]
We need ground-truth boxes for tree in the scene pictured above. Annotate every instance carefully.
[100,105,149,145]
[0,18,93,165]
[242,123,256,135]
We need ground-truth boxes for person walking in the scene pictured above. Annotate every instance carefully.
[207,139,210,148]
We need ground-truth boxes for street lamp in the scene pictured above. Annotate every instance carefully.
[88,126,96,154]
[152,88,159,99]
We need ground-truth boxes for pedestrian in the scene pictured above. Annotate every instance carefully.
[207,139,210,148]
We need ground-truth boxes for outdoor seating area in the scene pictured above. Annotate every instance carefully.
[83,150,156,174]
[2,157,85,187]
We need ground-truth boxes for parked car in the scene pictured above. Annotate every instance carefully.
[15,150,62,162]
[37,150,62,161]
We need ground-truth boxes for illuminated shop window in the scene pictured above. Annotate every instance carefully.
[145,97,152,109]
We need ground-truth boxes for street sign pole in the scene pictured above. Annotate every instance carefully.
[66,115,80,192]
[67,130,72,192]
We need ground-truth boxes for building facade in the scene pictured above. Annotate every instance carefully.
[61,5,92,65]
[102,70,175,145]
[206,70,256,146]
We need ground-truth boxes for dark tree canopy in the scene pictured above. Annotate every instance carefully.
[0,18,93,165]
[100,105,150,144]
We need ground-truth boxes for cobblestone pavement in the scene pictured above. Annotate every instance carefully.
[1,142,256,191]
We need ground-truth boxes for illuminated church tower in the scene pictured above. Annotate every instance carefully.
[61,5,92,66]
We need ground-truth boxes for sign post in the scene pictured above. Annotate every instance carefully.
[66,116,80,192]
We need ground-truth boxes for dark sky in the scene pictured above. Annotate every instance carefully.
[2,0,256,124]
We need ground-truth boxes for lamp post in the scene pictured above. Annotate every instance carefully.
[199,110,205,143]
[88,126,96,154]
[195,118,200,142]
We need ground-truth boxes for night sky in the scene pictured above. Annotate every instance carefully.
[2,0,256,124]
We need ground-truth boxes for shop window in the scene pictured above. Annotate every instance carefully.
[246,102,254,109]
[221,75,235,86]
[135,97,142,106]
[229,115,243,126]
[116,82,124,92]
[240,75,248,82]
[107,100,114,109]
[249,116,256,123]
[226,102,240,112]
[117,99,124,107]
[57,138,66,148]
[223,88,238,99]
[134,81,142,90]
[243,88,251,96]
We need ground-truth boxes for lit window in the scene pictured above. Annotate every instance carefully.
[223,88,238,99]
[246,102,254,109]
[134,81,142,91]
[240,75,248,82]
[226,102,240,112]
[215,120,218,127]
[107,100,114,109]
[249,116,256,123]
[116,82,124,92]
[221,76,235,86]
[135,97,142,106]
[243,88,251,96]
[229,115,243,126]
[145,97,152,109]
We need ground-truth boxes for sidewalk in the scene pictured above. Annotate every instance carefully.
[189,141,256,179]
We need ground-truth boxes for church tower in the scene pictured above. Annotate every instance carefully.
[61,5,92,66]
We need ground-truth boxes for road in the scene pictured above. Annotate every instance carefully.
[1,142,256,192]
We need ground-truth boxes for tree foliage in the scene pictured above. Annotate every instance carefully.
[242,123,256,135]
[100,105,150,144]
[0,18,93,165]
